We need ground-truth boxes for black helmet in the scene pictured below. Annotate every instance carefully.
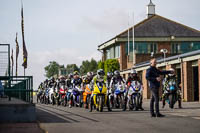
[114,70,120,76]
[68,73,73,79]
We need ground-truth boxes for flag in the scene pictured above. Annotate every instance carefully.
[11,48,14,76]
[21,3,28,69]
[15,32,19,76]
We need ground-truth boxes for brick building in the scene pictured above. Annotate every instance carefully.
[121,50,200,102]
[97,1,200,102]
[98,0,200,77]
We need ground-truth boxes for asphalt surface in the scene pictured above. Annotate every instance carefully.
[36,101,200,133]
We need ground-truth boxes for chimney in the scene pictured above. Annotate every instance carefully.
[147,0,155,18]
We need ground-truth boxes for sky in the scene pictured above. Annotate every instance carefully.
[0,0,200,89]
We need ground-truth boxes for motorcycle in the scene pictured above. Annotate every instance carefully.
[163,80,180,109]
[53,86,60,106]
[128,81,143,111]
[44,87,50,104]
[70,85,82,107]
[91,81,108,112]
[83,84,92,109]
[37,89,44,103]
[59,84,68,107]
[67,87,73,107]
[113,82,126,110]
[48,86,55,105]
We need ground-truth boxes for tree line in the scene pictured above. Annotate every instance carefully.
[44,58,120,78]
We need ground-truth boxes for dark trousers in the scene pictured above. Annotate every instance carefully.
[150,88,160,115]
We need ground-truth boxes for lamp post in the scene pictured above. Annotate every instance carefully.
[160,49,168,64]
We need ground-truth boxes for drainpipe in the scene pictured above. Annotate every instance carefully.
[97,49,104,62]
[179,56,184,101]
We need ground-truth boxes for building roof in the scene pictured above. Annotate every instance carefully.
[133,49,200,69]
[98,14,200,48]
[119,15,200,38]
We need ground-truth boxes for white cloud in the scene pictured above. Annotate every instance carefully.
[23,48,101,89]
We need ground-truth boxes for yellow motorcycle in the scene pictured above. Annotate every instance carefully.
[91,81,108,112]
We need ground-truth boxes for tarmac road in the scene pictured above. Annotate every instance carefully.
[36,101,200,133]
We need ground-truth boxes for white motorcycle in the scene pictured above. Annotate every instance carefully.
[128,81,143,111]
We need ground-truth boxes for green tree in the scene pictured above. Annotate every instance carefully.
[80,60,90,75]
[98,61,104,70]
[89,58,98,72]
[80,58,98,75]
[66,64,79,74]
[44,61,60,78]
[104,59,120,74]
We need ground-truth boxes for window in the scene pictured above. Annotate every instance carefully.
[106,46,115,59]
[114,44,120,58]
[125,42,157,54]
[106,49,110,59]
[171,42,200,54]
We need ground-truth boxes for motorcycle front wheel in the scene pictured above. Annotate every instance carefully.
[169,94,175,109]
[99,95,104,112]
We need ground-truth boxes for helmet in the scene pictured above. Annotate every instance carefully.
[97,69,105,79]
[114,70,120,76]
[59,75,65,80]
[73,71,79,75]
[87,72,92,77]
[131,69,137,74]
[107,72,113,77]
[68,73,73,79]
[51,77,55,81]
[168,68,175,76]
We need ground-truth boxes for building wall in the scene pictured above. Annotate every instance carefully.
[158,42,171,53]
[120,43,127,70]
[121,58,200,102]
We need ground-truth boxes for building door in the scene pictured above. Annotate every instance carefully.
[176,68,181,85]
[193,66,199,101]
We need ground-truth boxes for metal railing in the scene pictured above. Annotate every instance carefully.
[1,76,33,103]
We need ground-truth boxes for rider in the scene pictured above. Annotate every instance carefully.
[66,73,73,88]
[66,73,74,108]
[106,72,113,90]
[125,69,144,111]
[58,76,67,87]
[82,72,94,108]
[70,71,83,107]
[48,77,56,89]
[72,71,82,88]
[90,69,111,111]
[109,70,126,108]
[37,82,44,102]
[162,68,182,108]
[83,72,93,86]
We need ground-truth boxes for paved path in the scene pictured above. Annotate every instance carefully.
[36,101,200,133]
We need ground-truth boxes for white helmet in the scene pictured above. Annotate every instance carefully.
[168,68,175,76]
[87,72,92,77]
[131,69,137,74]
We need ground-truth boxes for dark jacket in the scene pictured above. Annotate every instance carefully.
[146,66,171,89]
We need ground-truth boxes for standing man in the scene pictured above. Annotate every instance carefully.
[146,58,172,117]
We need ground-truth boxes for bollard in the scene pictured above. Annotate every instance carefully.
[8,96,11,101]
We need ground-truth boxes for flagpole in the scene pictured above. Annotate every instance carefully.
[128,13,130,55]
[132,12,135,65]
[11,49,14,77]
